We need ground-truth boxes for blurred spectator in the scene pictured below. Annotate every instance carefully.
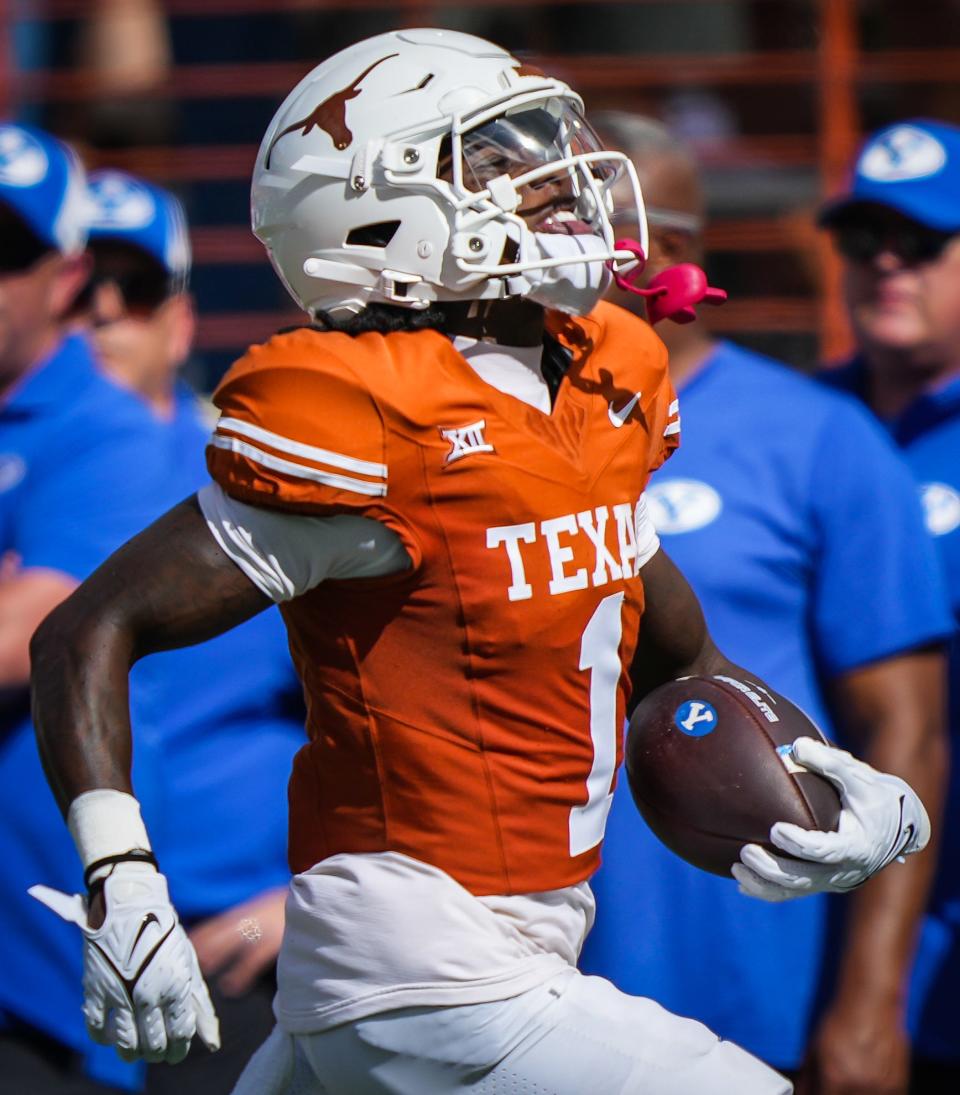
[25,0,175,149]
[78,169,305,1095]
[819,118,960,1094]
[73,0,175,148]
[81,169,192,417]
[0,123,166,1094]
[78,0,171,99]
[579,112,951,1095]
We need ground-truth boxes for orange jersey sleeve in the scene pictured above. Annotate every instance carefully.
[645,365,680,475]
[206,328,388,514]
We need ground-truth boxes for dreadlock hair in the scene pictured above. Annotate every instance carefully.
[299,302,450,336]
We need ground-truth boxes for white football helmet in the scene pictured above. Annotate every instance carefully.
[252,28,647,318]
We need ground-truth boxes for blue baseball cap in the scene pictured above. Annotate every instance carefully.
[0,122,88,254]
[819,119,960,233]
[86,169,191,289]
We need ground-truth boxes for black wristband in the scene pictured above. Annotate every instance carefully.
[84,849,159,894]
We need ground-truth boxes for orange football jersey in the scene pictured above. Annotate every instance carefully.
[207,301,679,895]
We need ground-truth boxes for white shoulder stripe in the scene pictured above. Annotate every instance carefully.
[216,416,387,479]
[668,399,679,416]
[663,419,681,437]
[209,435,387,497]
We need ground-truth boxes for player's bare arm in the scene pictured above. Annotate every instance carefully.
[631,546,734,700]
[27,496,264,1063]
[31,495,270,811]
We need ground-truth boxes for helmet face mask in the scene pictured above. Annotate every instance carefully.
[252,29,648,319]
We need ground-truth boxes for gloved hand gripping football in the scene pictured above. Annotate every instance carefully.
[732,737,930,902]
[30,862,220,1063]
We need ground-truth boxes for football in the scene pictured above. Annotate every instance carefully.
[625,675,842,876]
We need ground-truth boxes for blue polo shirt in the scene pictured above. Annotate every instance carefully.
[580,341,952,1069]
[0,334,168,1058]
[823,357,960,1063]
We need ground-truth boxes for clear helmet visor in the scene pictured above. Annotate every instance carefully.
[468,100,617,233]
[463,100,612,183]
[446,99,622,235]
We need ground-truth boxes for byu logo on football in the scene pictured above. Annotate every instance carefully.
[88,174,156,230]
[859,125,947,182]
[776,743,805,775]
[440,419,494,464]
[674,700,718,737]
[0,126,48,187]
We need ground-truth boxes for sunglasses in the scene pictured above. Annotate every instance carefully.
[0,206,54,273]
[833,221,956,265]
[75,242,180,317]
[84,268,174,315]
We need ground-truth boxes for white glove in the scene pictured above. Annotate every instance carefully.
[30,862,220,1063]
[732,736,930,902]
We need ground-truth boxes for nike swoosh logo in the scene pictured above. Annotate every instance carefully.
[127,912,160,964]
[881,795,913,868]
[896,814,916,861]
[608,392,642,428]
[93,917,177,1000]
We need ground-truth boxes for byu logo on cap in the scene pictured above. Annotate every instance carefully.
[0,126,49,188]
[674,700,718,737]
[859,125,947,183]
[88,173,156,230]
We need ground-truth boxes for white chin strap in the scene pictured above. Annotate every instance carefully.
[508,232,613,317]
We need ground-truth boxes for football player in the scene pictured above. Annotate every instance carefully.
[28,30,931,1094]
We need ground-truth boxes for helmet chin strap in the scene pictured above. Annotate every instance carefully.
[609,239,728,325]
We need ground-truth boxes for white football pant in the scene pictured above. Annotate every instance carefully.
[232,969,792,1094]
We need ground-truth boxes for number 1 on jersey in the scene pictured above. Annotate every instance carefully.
[569,591,625,857]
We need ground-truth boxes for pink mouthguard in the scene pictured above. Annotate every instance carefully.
[609,239,728,325]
